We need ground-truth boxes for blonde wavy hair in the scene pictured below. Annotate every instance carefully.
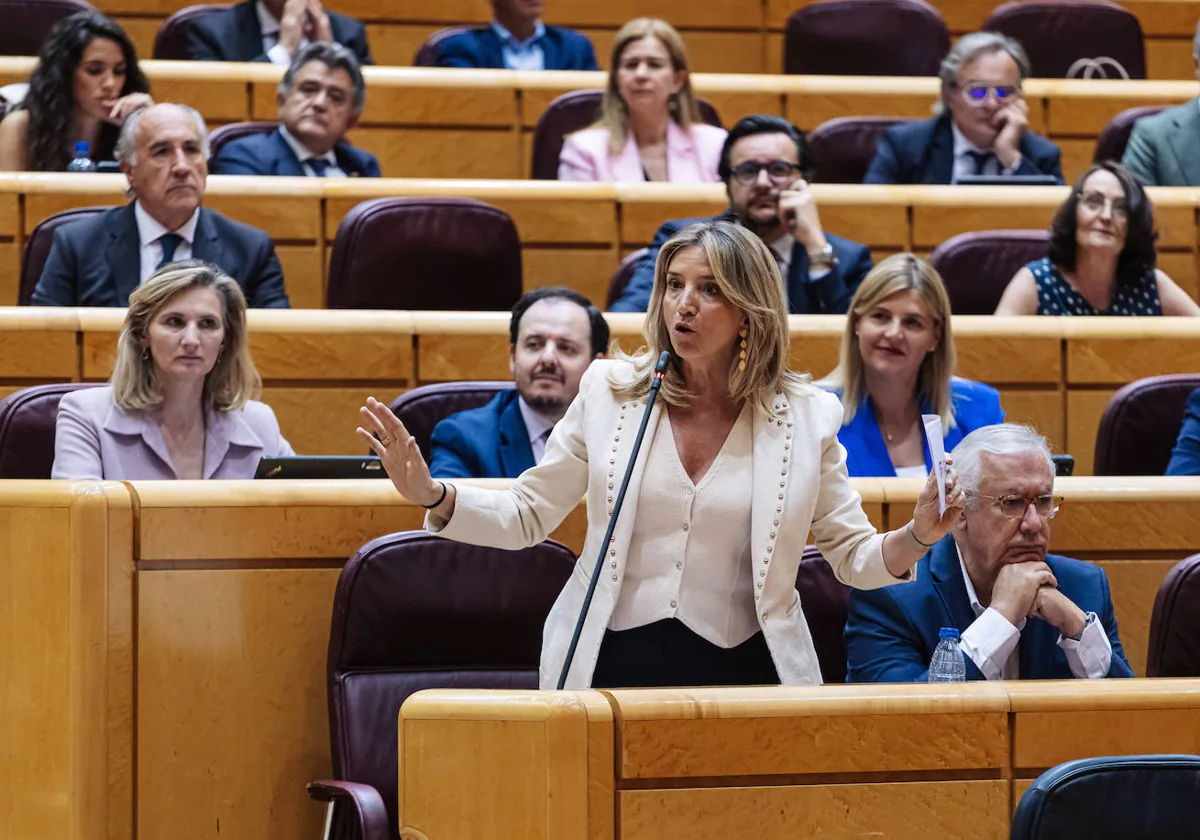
[824,253,956,428]
[595,17,699,157]
[610,220,809,413]
[111,260,261,412]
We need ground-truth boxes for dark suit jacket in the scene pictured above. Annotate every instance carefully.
[214,127,381,177]
[845,536,1134,682]
[1123,99,1200,187]
[428,388,535,479]
[186,0,372,64]
[434,24,598,70]
[1167,387,1200,475]
[863,114,1064,185]
[32,203,290,308]
[609,210,873,313]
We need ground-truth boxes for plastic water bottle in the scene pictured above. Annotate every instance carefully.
[66,141,96,173]
[928,626,967,682]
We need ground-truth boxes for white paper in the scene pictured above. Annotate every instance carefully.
[922,414,947,516]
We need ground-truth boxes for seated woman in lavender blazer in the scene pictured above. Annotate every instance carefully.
[52,260,292,480]
[557,18,726,183]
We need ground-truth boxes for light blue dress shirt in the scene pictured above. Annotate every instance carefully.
[490,19,547,71]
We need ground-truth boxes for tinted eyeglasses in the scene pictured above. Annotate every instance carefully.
[959,83,1021,107]
[975,493,1064,520]
[1078,191,1129,221]
[729,160,801,185]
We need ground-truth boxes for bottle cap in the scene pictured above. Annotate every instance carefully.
[74,141,89,156]
[938,627,960,640]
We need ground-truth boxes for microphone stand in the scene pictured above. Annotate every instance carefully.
[556,350,671,690]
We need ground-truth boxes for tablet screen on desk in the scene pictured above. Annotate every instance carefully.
[255,456,386,479]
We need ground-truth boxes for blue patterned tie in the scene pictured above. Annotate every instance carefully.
[307,158,329,177]
[156,233,182,270]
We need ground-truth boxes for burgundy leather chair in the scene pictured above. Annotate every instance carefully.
[796,545,851,683]
[783,0,949,76]
[326,197,523,311]
[388,381,514,463]
[530,90,724,180]
[0,383,101,478]
[1147,554,1200,677]
[0,0,95,55]
[152,4,231,59]
[1094,374,1200,476]
[412,26,473,66]
[206,120,278,172]
[807,117,913,183]
[928,229,1049,315]
[605,247,649,310]
[20,206,109,305]
[1094,105,1168,164]
[984,1,1146,79]
[307,531,576,840]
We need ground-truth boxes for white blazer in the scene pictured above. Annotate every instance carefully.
[557,122,727,183]
[429,360,909,689]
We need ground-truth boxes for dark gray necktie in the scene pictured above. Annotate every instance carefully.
[965,150,995,176]
[156,233,182,269]
[307,158,330,177]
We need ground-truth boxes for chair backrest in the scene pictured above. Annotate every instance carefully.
[326,197,523,311]
[152,3,232,59]
[1010,755,1200,839]
[388,381,515,463]
[206,120,279,172]
[0,383,102,478]
[928,229,1049,315]
[606,247,649,309]
[529,90,724,180]
[326,530,576,839]
[984,1,1146,80]
[795,545,851,683]
[784,0,949,76]
[807,117,913,183]
[20,206,109,305]
[1146,554,1200,678]
[1093,374,1200,475]
[1093,105,1168,164]
[412,25,473,66]
[0,0,94,56]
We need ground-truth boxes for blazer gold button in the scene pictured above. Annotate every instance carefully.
[611,562,617,569]
[760,570,766,577]
[610,549,616,556]
[762,611,768,620]
[757,581,763,588]
[611,575,617,581]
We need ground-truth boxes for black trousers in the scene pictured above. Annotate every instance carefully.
[590,618,780,689]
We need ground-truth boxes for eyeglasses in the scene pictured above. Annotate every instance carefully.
[975,493,1064,520]
[959,83,1021,107]
[1078,191,1129,221]
[729,160,801,185]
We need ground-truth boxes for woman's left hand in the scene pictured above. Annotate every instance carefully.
[911,455,967,545]
[106,93,154,126]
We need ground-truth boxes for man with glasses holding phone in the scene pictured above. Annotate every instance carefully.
[609,114,873,313]
[846,424,1132,682]
[864,32,1063,185]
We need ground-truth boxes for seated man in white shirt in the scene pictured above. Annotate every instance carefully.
[186,0,372,66]
[845,423,1133,681]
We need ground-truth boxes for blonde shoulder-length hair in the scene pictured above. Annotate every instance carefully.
[111,260,262,413]
[610,220,809,413]
[595,17,700,157]
[824,253,957,428]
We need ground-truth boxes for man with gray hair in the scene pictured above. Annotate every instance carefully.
[214,42,380,177]
[32,103,289,307]
[845,423,1132,682]
[1122,21,1200,186]
[864,32,1064,185]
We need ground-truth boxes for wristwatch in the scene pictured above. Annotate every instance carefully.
[808,241,837,271]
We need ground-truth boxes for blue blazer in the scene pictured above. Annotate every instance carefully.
[428,388,535,479]
[609,210,873,313]
[434,25,598,70]
[186,0,372,64]
[863,114,1064,185]
[845,536,1134,682]
[31,203,290,308]
[834,378,1005,477]
[214,128,381,178]
[1167,387,1200,475]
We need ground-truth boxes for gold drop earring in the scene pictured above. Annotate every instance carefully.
[738,327,748,372]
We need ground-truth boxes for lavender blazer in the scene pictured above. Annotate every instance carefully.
[52,385,294,480]
[557,122,727,183]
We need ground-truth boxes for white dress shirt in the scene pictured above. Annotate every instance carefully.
[517,396,556,464]
[490,19,546,71]
[277,125,347,178]
[134,202,199,288]
[257,0,308,65]
[956,545,1112,680]
[951,122,1018,184]
[768,231,832,283]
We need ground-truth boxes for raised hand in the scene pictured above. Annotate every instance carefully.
[910,455,967,546]
[356,396,443,506]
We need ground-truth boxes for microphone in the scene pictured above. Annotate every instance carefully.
[557,350,671,689]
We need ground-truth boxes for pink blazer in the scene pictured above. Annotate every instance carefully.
[558,122,727,183]
[51,385,294,480]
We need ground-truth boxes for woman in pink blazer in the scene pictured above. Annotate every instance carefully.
[52,260,292,480]
[558,18,727,184]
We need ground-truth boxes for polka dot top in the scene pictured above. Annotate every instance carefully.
[1027,257,1162,316]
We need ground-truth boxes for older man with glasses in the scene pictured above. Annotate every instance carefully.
[864,32,1064,185]
[846,423,1133,682]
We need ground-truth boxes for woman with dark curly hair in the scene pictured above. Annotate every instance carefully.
[0,11,153,172]
[995,161,1198,316]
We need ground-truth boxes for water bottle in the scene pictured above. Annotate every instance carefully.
[66,141,96,173]
[928,626,966,682]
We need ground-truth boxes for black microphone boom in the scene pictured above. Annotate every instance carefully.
[556,350,671,689]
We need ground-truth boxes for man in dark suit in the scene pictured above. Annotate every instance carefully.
[187,0,372,65]
[610,114,873,314]
[434,0,598,70]
[864,32,1063,185]
[215,43,380,177]
[429,287,608,479]
[33,103,289,308]
[1123,25,1200,186]
[846,424,1133,682]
